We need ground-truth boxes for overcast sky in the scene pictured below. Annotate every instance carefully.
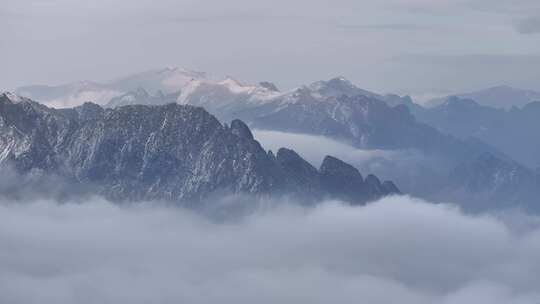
[2,0,540,96]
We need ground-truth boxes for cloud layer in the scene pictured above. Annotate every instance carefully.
[1,195,540,303]
[253,129,399,167]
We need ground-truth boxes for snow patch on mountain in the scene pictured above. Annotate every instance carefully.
[47,89,123,108]
[1,92,23,103]
[159,67,209,92]
[15,69,416,114]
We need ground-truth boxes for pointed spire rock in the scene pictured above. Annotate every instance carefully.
[230,119,254,140]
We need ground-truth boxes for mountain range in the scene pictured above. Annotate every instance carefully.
[0,92,398,205]
[448,152,540,211]
[99,75,501,165]
[10,68,540,211]
[14,68,207,108]
[427,85,540,109]
[415,96,540,169]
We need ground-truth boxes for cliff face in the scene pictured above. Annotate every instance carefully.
[0,93,399,205]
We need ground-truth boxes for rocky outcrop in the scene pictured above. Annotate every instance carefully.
[259,82,279,92]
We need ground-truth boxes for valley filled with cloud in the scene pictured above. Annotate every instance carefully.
[1,195,540,304]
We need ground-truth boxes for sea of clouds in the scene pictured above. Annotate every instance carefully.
[1,194,540,303]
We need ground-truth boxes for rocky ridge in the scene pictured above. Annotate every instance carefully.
[0,93,399,205]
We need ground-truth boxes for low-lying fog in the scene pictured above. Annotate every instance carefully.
[1,195,540,304]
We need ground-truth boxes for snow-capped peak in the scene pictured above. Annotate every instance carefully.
[160,67,209,92]
[1,92,24,103]
[176,76,282,106]
[176,79,206,104]
[219,77,258,94]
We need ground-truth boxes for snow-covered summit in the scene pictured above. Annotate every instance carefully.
[1,92,24,104]
[176,76,282,109]
[308,76,378,99]
[14,69,415,113]
[14,67,209,108]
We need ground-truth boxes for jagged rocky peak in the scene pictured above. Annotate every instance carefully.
[74,102,105,120]
[1,92,23,104]
[365,174,382,188]
[274,148,322,195]
[259,82,280,92]
[382,181,400,195]
[276,148,319,177]
[365,174,400,197]
[320,155,363,184]
[276,147,305,163]
[230,119,254,140]
[319,156,365,202]
[0,92,53,116]
[319,155,399,202]
[1,92,40,108]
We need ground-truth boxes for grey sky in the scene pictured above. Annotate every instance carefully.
[2,0,540,96]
